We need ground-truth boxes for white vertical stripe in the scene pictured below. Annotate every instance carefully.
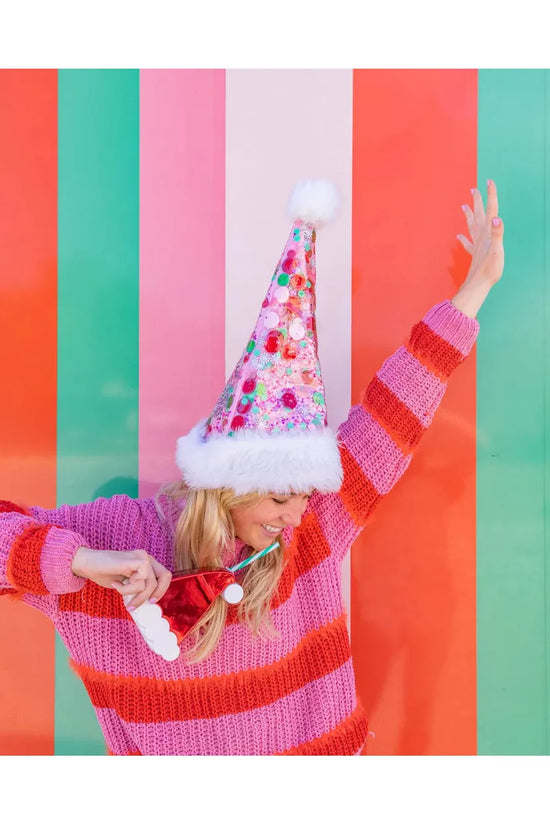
[225,69,353,624]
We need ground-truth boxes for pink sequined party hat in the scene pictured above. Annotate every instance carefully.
[176,180,343,496]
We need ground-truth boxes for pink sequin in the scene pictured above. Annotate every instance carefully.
[265,331,282,354]
[237,397,252,415]
[282,391,297,409]
[242,376,257,394]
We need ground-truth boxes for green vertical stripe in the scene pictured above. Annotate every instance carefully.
[477,69,548,754]
[57,69,140,755]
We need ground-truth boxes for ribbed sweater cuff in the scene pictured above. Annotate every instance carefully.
[40,526,87,594]
[423,299,480,356]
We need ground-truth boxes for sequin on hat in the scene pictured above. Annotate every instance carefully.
[176,180,343,495]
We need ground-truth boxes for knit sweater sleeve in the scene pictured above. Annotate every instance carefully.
[0,500,87,619]
[0,494,155,617]
[309,300,479,561]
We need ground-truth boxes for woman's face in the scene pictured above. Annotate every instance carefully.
[230,493,313,551]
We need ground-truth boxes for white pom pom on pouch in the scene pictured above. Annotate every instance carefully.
[287,179,339,227]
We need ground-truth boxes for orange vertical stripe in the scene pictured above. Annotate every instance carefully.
[0,69,57,754]
[351,70,477,755]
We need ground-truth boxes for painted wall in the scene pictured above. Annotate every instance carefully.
[0,69,547,755]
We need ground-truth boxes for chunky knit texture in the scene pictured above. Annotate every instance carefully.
[0,300,479,755]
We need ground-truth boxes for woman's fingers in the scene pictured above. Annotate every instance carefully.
[462,202,474,234]
[111,553,173,610]
[485,217,505,284]
[485,179,499,221]
[461,181,499,256]
[110,550,155,599]
[125,564,159,610]
[111,576,145,596]
[457,233,473,255]
[148,558,173,603]
[471,187,485,224]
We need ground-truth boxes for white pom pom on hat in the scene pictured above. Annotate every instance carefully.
[287,179,340,227]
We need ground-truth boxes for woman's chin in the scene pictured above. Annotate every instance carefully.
[259,526,282,546]
[237,526,282,553]
[244,529,274,552]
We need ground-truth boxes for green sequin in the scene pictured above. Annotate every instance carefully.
[300,422,307,429]
[277,273,289,286]
[257,382,267,399]
[286,368,292,375]
[298,290,305,297]
[287,422,295,429]
[313,392,324,405]
[246,340,255,353]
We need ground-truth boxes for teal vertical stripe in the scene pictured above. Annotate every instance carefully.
[57,70,140,754]
[477,69,548,754]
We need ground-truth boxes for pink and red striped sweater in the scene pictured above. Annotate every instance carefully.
[0,300,479,755]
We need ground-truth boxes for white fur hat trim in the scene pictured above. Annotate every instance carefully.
[176,419,343,496]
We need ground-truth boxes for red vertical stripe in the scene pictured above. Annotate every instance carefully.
[351,70,477,755]
[0,70,57,754]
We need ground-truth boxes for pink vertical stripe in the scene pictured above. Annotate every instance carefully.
[139,70,226,497]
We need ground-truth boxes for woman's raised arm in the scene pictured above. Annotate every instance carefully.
[310,181,504,560]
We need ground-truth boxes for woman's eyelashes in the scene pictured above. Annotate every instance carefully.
[271,495,313,505]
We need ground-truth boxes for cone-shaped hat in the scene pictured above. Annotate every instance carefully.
[176,180,343,495]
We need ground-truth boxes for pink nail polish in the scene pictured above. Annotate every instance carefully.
[127,604,135,612]
[487,179,492,187]
[492,217,500,226]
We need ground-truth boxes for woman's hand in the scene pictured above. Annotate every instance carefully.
[71,546,172,610]
[452,179,505,318]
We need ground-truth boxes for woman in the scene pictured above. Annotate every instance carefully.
[0,180,504,755]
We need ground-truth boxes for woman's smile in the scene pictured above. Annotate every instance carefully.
[261,523,283,535]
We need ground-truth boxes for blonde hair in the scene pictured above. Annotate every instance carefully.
[157,482,286,662]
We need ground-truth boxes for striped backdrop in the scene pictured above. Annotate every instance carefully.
[0,69,547,756]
